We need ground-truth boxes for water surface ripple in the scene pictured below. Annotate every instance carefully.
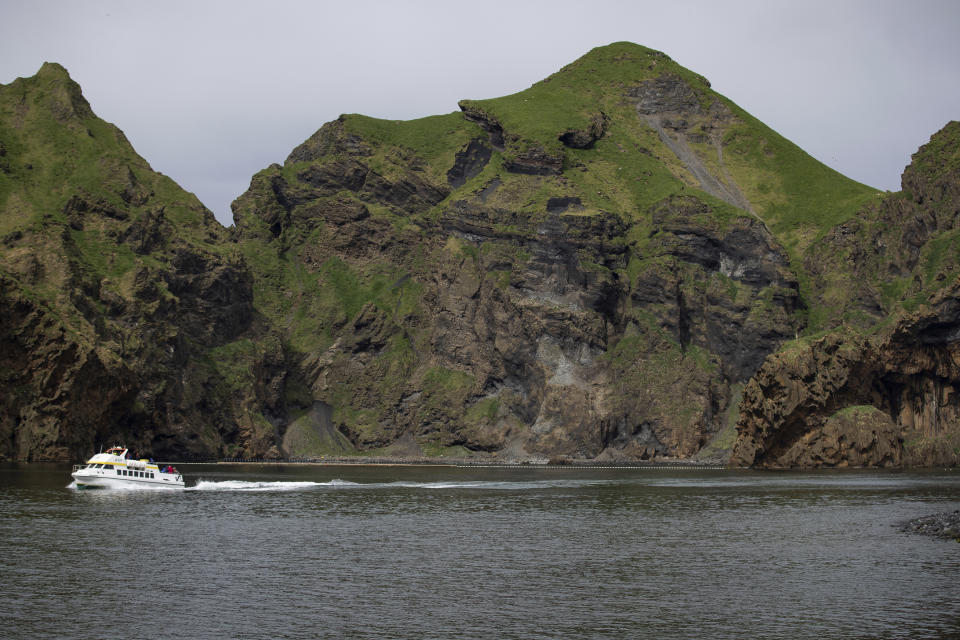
[1,464,958,639]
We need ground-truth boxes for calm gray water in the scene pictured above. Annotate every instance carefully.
[1,463,958,639]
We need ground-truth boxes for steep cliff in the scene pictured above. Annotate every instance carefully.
[731,122,960,468]
[0,63,281,461]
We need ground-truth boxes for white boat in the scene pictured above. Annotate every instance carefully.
[71,446,184,489]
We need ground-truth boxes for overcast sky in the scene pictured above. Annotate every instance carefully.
[2,0,958,226]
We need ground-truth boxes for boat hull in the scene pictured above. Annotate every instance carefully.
[71,471,184,489]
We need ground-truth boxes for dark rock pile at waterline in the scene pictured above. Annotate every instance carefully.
[900,511,960,541]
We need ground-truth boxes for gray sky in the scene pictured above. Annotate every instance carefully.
[2,0,958,226]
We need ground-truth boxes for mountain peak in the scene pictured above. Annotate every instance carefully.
[901,120,960,204]
[36,61,72,80]
[2,61,95,124]
[541,41,709,92]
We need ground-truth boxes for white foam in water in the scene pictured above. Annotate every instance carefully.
[188,480,336,492]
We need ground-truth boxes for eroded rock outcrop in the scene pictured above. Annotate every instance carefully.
[731,288,960,468]
[732,122,960,468]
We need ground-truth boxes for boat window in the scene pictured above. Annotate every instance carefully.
[150,473,155,479]
[116,469,121,475]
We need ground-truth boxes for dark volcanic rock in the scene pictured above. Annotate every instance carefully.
[642,196,801,382]
[629,74,703,114]
[558,113,608,149]
[502,144,564,176]
[546,197,582,214]
[458,101,506,150]
[731,282,960,468]
[447,139,492,187]
[900,511,960,541]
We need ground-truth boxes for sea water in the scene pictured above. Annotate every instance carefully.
[1,463,958,639]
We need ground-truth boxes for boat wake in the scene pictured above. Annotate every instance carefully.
[186,478,611,492]
[188,479,353,492]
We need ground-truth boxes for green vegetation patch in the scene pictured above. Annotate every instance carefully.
[720,111,878,251]
[342,112,481,167]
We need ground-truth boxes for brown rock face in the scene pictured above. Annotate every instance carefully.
[0,63,281,462]
[233,108,802,462]
[731,281,960,469]
[0,275,135,461]
[731,121,960,468]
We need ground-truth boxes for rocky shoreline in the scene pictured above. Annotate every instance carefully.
[900,511,960,541]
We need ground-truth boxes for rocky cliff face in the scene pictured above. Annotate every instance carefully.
[229,44,834,462]
[731,286,960,468]
[731,122,960,468]
[3,46,958,467]
[0,63,281,461]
